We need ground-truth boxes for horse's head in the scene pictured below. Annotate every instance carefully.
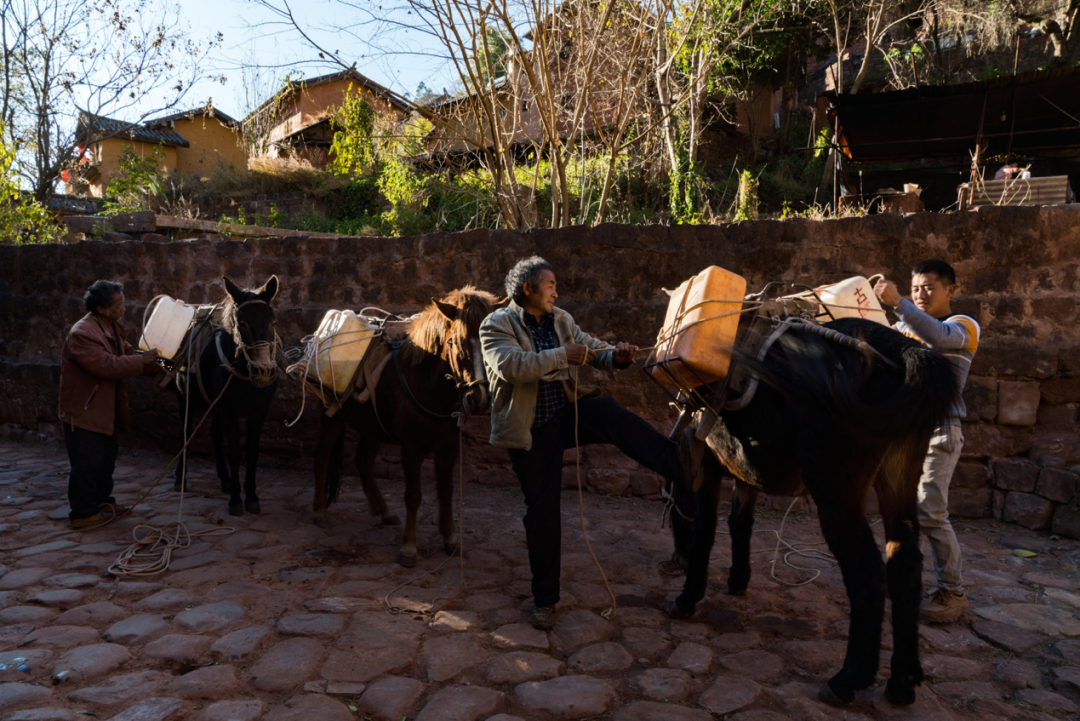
[428,286,504,417]
[222,275,280,388]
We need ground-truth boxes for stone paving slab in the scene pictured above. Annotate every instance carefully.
[0,439,1078,719]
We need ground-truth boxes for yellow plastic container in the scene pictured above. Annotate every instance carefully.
[652,266,747,388]
[782,275,888,325]
[139,296,196,360]
[306,310,381,395]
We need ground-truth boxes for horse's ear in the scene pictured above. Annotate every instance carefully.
[223,276,243,301]
[432,298,458,321]
[257,275,279,302]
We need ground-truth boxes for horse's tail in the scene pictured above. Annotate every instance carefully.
[737,318,957,441]
[325,427,346,507]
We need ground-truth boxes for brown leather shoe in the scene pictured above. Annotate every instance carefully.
[530,606,556,631]
[70,511,107,530]
[920,589,969,624]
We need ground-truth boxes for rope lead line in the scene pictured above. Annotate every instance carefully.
[572,366,618,621]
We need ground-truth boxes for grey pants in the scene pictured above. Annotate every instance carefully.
[918,424,965,593]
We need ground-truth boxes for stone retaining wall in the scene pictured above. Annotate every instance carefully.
[1,207,1077,537]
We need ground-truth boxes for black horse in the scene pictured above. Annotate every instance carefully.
[175,276,280,516]
[666,318,957,707]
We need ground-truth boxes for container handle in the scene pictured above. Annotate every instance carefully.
[867,273,885,287]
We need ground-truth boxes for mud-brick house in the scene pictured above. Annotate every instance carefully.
[70,104,246,197]
[244,69,411,168]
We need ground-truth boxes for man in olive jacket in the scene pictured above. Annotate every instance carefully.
[59,280,156,528]
[480,256,683,630]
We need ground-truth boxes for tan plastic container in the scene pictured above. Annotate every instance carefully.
[306,310,380,395]
[652,266,747,388]
[783,276,888,325]
[139,296,196,360]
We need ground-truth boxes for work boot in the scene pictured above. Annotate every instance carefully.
[70,511,107,530]
[530,606,556,631]
[920,589,969,624]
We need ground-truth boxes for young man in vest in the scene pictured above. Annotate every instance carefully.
[480,256,684,630]
[874,260,979,623]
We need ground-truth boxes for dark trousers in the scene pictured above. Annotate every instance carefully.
[508,396,682,608]
[64,425,118,520]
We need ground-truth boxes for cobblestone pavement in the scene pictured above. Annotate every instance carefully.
[0,438,1078,721]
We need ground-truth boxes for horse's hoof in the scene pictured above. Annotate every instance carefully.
[885,678,917,706]
[666,599,694,620]
[727,586,748,596]
[382,514,401,527]
[313,512,331,529]
[245,499,261,514]
[818,678,854,706]
[228,502,244,517]
[444,541,460,557]
[397,552,416,568]
[172,481,184,493]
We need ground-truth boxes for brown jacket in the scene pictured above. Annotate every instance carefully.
[58,314,147,435]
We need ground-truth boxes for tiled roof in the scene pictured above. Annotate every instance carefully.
[79,113,190,148]
[147,105,240,127]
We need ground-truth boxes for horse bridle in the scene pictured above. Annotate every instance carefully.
[217,298,280,389]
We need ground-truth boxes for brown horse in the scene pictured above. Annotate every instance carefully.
[311,286,501,566]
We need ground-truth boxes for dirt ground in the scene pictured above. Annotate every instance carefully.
[0,437,1078,721]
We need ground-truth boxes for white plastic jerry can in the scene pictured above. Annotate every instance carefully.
[784,276,889,325]
[139,296,196,360]
[307,310,380,395]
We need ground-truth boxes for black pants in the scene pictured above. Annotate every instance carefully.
[64,425,118,520]
[508,396,682,608]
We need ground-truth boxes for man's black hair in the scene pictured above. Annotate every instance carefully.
[84,280,123,314]
[506,256,554,306]
[912,259,956,286]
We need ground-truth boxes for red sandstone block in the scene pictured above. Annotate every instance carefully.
[997,381,1041,426]
[950,488,993,519]
[994,460,1040,492]
[1042,377,1080,405]
[953,460,992,489]
[1002,491,1055,530]
[1037,403,1078,429]
[1036,468,1079,504]
[1052,504,1080,540]
[963,377,998,422]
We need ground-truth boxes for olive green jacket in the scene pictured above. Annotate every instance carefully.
[480,300,619,450]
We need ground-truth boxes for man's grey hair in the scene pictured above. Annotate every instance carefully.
[84,280,123,314]
[505,256,553,306]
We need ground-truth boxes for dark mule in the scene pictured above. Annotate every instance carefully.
[312,286,501,567]
[175,276,281,516]
[667,318,956,707]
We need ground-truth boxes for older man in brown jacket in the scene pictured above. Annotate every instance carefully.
[59,280,157,528]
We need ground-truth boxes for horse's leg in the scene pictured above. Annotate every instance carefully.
[220,412,244,516]
[397,446,424,568]
[878,447,925,706]
[210,414,230,494]
[312,413,346,528]
[727,481,759,596]
[433,442,459,557]
[811,481,886,705]
[356,435,398,526]
[242,413,266,514]
[671,445,724,617]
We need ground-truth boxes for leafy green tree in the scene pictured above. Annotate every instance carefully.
[0,127,63,244]
[328,89,378,176]
[102,145,167,214]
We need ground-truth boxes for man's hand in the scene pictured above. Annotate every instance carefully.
[142,349,159,366]
[565,343,596,366]
[873,278,903,308]
[612,342,639,365]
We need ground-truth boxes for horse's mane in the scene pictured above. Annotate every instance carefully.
[400,285,499,367]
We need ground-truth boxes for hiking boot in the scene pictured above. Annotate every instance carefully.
[70,511,107,530]
[530,606,556,631]
[920,589,969,624]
